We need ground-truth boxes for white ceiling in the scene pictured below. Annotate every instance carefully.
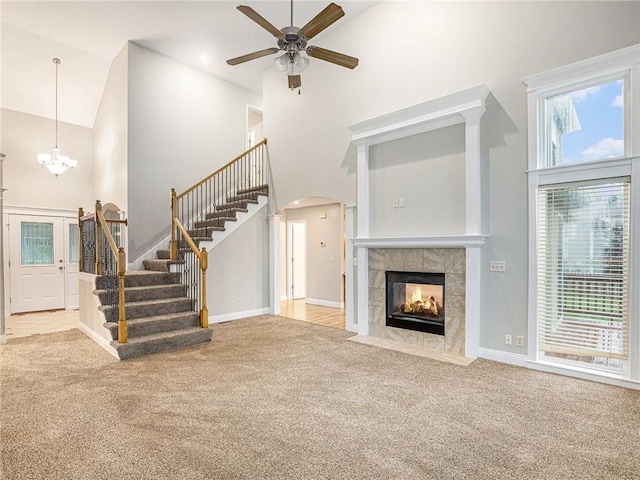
[1,1,378,127]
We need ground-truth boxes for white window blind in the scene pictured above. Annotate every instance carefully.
[537,180,629,360]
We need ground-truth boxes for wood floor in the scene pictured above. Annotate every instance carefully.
[3,300,345,340]
[279,299,345,330]
[4,309,80,339]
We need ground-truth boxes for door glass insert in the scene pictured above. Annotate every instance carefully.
[21,222,54,265]
[68,224,79,264]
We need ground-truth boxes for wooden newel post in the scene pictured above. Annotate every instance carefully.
[170,189,177,261]
[200,247,208,328]
[78,207,84,273]
[95,200,103,275]
[117,246,128,343]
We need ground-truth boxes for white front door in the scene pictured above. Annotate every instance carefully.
[9,215,66,313]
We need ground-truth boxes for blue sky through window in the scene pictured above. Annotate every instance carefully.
[561,79,624,163]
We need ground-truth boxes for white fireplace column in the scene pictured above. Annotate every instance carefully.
[348,85,490,359]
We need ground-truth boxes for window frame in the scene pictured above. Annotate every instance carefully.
[523,44,640,384]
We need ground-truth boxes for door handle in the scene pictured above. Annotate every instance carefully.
[59,266,64,270]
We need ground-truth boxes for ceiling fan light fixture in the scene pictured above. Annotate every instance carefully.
[293,52,309,72]
[229,2,358,90]
[274,54,290,72]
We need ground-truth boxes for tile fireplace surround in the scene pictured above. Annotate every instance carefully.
[369,248,466,355]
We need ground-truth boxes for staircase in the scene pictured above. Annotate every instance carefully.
[93,184,269,360]
[188,184,269,247]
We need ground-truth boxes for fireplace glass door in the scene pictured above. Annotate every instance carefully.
[386,271,445,335]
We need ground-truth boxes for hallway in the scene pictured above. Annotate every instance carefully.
[279,300,345,330]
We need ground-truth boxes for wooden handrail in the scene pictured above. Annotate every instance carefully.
[95,200,128,343]
[169,140,269,330]
[175,138,267,200]
[173,216,208,328]
[173,217,203,261]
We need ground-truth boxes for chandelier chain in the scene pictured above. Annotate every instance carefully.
[53,58,60,148]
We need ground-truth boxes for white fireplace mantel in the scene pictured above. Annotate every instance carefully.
[353,235,488,249]
[346,85,490,359]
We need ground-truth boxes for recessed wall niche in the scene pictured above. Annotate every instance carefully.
[368,124,466,238]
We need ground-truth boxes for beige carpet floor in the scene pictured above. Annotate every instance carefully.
[1,315,639,480]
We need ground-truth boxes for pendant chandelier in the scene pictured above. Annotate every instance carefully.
[36,58,78,176]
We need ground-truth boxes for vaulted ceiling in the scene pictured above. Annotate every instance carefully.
[1,1,378,127]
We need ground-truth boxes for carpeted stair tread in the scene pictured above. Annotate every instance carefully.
[142,258,184,272]
[226,192,261,203]
[186,226,225,238]
[237,184,268,195]
[97,271,178,289]
[197,215,237,226]
[110,327,212,360]
[103,311,200,338]
[211,206,249,215]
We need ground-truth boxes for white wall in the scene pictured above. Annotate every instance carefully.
[93,44,128,213]
[126,42,261,259]
[284,203,343,306]
[0,108,94,210]
[208,206,269,316]
[263,1,640,352]
[369,125,466,237]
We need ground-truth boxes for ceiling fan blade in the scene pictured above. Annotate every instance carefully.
[288,75,302,89]
[227,48,280,66]
[299,3,345,40]
[237,5,283,37]
[306,46,358,69]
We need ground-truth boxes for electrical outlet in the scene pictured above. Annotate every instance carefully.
[505,334,513,345]
[392,198,398,208]
[516,335,524,347]
[398,197,405,207]
[230,300,235,309]
[490,261,507,272]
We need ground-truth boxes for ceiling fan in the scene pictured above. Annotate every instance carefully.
[226,1,359,90]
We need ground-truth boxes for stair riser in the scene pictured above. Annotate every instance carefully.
[112,329,212,360]
[96,285,187,304]
[103,298,194,320]
[156,249,171,260]
[106,314,200,339]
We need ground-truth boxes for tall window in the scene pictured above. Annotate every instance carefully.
[537,180,629,372]
[524,44,639,382]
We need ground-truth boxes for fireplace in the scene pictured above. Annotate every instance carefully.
[386,271,445,336]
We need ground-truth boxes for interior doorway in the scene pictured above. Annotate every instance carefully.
[287,220,307,300]
[246,105,263,149]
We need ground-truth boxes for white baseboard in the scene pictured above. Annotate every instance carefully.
[77,323,119,360]
[209,307,270,324]
[478,347,640,390]
[478,347,528,367]
[280,294,288,301]
[305,298,344,309]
